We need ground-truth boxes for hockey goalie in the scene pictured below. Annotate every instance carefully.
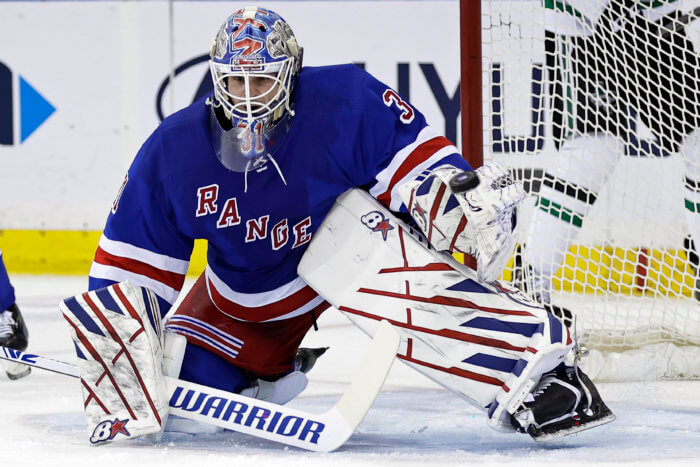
[299,165,616,440]
[59,166,615,444]
[59,164,615,445]
[58,6,613,446]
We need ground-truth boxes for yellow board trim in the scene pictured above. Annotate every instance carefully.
[499,245,695,298]
[0,230,207,277]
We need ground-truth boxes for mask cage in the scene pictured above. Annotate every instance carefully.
[210,57,296,126]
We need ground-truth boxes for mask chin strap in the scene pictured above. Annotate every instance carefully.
[243,153,288,193]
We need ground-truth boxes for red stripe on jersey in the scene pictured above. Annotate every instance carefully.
[377,136,454,207]
[94,246,185,292]
[168,319,242,354]
[207,278,321,322]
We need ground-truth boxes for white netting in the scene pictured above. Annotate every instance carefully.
[479,0,700,378]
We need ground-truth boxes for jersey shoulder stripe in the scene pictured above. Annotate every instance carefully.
[370,125,459,210]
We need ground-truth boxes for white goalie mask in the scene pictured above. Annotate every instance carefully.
[208,7,303,172]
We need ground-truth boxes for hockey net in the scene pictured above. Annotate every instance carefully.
[464,0,700,380]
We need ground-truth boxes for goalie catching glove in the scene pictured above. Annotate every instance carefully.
[398,163,527,282]
[60,282,168,444]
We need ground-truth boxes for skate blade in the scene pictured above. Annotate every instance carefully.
[532,412,616,442]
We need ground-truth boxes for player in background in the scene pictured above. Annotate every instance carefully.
[62,6,614,442]
[0,248,30,379]
[523,0,700,317]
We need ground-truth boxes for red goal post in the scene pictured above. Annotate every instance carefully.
[460,0,483,169]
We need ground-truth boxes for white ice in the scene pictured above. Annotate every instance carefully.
[2,275,700,467]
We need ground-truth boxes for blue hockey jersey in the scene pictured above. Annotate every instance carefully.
[89,64,469,321]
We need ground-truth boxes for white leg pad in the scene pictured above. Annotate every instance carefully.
[158,330,225,435]
[299,189,574,432]
[60,281,168,444]
[146,330,190,440]
[163,330,187,379]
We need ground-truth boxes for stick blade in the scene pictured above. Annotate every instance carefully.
[332,319,400,430]
[164,320,399,452]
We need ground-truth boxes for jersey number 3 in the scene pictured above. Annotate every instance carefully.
[382,89,414,124]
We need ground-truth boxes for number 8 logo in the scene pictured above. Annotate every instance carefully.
[90,420,113,444]
[382,89,415,124]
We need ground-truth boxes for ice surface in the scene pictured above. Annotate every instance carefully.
[2,275,700,466]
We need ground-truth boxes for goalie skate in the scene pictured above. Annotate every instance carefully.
[511,366,615,441]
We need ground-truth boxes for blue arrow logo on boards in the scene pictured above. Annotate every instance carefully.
[19,75,55,143]
[0,61,56,145]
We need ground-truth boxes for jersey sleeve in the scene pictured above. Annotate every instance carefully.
[89,133,194,314]
[351,71,471,212]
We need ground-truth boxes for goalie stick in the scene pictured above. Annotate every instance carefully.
[0,319,400,452]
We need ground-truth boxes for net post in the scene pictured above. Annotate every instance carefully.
[459,0,483,169]
[459,0,482,271]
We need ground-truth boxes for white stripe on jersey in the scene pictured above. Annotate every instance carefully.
[370,126,441,199]
[205,266,325,323]
[165,325,240,359]
[89,262,180,304]
[98,235,190,274]
[371,126,459,211]
[373,145,460,212]
[205,265,307,307]
[260,295,327,322]
[167,315,244,348]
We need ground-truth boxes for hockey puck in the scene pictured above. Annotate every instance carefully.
[449,171,480,193]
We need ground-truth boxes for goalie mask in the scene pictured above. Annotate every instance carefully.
[208,7,303,171]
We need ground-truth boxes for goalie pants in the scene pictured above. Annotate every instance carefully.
[165,274,329,390]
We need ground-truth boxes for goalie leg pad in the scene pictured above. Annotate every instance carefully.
[60,281,168,444]
[144,330,190,440]
[299,188,575,432]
